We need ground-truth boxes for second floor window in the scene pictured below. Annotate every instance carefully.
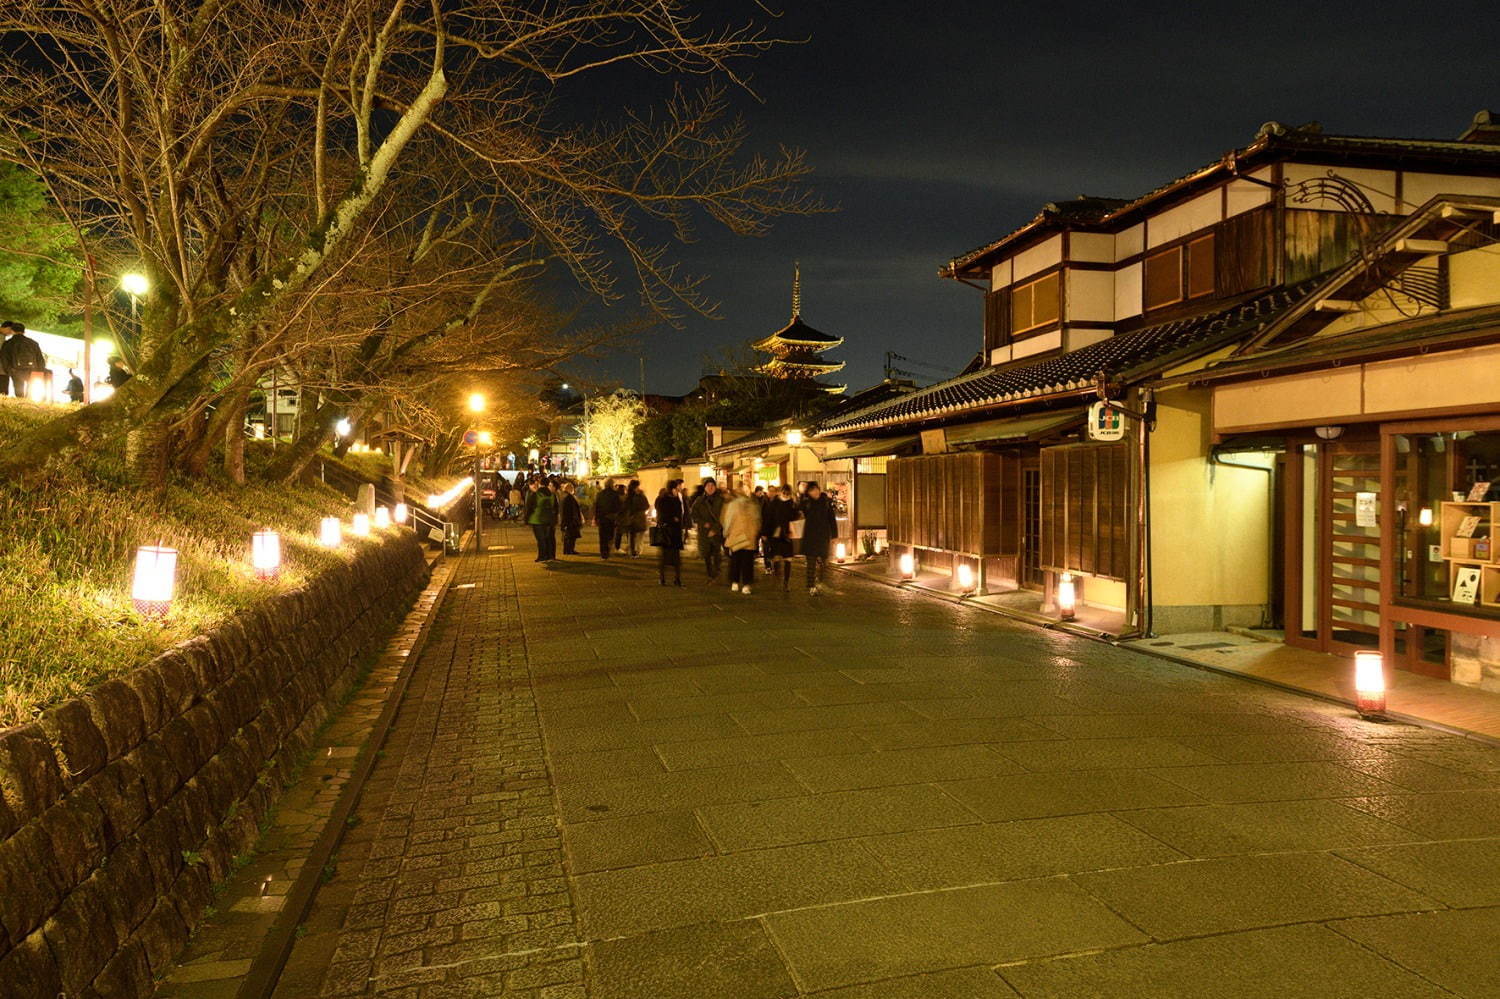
[1010,271,1060,336]
[1144,234,1216,312]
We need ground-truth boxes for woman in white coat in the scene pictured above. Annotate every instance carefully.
[721,485,763,595]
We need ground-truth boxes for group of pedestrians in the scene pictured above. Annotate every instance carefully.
[507,471,842,596]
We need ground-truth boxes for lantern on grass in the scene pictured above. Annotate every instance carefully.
[351,512,370,537]
[131,545,178,618]
[835,542,847,563]
[251,530,281,581]
[1355,650,1387,718]
[394,502,409,525]
[956,562,975,592]
[374,507,391,529]
[898,552,915,579]
[1057,572,1077,621]
[319,517,342,548]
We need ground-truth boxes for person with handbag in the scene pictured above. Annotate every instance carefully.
[798,481,840,595]
[722,484,763,595]
[653,480,686,586]
[689,478,726,583]
[761,483,801,592]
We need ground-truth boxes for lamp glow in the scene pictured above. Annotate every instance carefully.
[351,513,370,537]
[120,272,150,297]
[477,431,493,448]
[1418,507,1433,527]
[468,392,486,413]
[131,545,177,618]
[956,562,974,591]
[334,417,352,438]
[835,541,847,563]
[27,373,48,404]
[319,517,342,547]
[394,503,409,525]
[898,552,915,578]
[252,530,282,581]
[785,428,804,446]
[699,464,715,480]
[374,507,391,529]
[252,423,266,440]
[1355,650,1387,718]
[874,537,885,554]
[1058,572,1077,621]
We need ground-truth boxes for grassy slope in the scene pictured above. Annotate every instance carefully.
[0,400,422,728]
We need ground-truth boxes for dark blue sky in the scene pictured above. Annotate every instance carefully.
[572,0,1500,395]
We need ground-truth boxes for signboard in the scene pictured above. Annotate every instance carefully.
[462,429,479,446]
[1355,492,1378,528]
[1452,564,1482,605]
[920,428,948,454]
[1087,401,1127,442]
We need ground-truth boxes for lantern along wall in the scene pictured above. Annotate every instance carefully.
[0,532,429,998]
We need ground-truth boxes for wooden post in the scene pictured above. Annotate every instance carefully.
[81,253,96,403]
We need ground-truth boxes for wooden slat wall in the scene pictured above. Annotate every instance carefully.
[1216,205,1273,296]
[1040,443,1131,580]
[888,452,1015,556]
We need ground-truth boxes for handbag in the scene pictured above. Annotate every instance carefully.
[649,525,664,547]
[788,517,805,540]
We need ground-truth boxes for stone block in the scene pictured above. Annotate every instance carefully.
[121,666,170,737]
[180,700,226,771]
[93,837,156,938]
[84,680,147,762]
[132,898,188,979]
[90,938,152,999]
[0,825,62,947]
[39,699,109,788]
[125,738,183,812]
[0,724,65,823]
[149,651,201,715]
[43,790,108,889]
[0,930,62,999]
[42,876,118,995]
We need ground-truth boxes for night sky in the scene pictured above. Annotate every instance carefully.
[576,0,1499,397]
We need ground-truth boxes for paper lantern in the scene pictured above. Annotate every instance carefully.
[394,503,409,525]
[956,562,974,591]
[835,542,847,563]
[131,545,177,618]
[251,530,281,581]
[898,552,915,578]
[1417,507,1433,527]
[1354,650,1386,718]
[1058,572,1077,621]
[374,507,391,529]
[319,517,342,547]
[351,513,370,537]
[252,423,266,440]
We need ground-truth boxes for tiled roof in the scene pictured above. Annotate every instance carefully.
[943,123,1500,277]
[752,316,843,348]
[814,281,1321,435]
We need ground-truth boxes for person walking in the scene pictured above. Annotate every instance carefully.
[559,481,583,555]
[753,485,773,572]
[722,485,763,595]
[507,482,523,521]
[799,481,839,595]
[653,480,686,586]
[64,368,84,403]
[762,483,801,592]
[624,480,649,557]
[525,479,558,562]
[1,321,47,398]
[689,478,726,583]
[594,476,622,558]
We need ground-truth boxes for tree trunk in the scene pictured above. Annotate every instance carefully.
[263,399,337,482]
[223,382,248,484]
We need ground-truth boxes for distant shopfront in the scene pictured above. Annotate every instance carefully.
[1214,341,1500,692]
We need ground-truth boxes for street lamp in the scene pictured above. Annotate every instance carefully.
[468,393,487,549]
[784,428,804,490]
[335,417,352,439]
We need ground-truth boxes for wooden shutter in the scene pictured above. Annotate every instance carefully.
[984,289,1011,353]
[1186,234,1215,298]
[1215,206,1272,296]
[1039,443,1132,580]
[1143,247,1183,311]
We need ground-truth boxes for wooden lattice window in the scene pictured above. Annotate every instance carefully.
[1040,443,1131,580]
[1010,272,1060,336]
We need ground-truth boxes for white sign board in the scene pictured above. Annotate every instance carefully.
[1355,492,1378,527]
[1087,401,1127,442]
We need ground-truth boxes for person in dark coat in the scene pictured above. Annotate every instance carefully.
[689,478,726,582]
[762,483,801,592]
[1,321,47,398]
[798,482,840,595]
[594,476,622,558]
[623,480,649,556]
[64,369,84,403]
[524,479,558,562]
[653,479,686,586]
[560,481,583,555]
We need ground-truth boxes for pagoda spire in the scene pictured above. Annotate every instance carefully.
[791,261,801,320]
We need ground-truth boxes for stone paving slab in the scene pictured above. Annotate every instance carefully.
[237,527,1500,996]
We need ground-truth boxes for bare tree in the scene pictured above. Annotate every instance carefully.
[0,0,817,480]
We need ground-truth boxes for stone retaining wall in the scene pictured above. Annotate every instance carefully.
[0,534,429,998]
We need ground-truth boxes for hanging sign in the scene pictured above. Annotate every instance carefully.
[1087,401,1127,442]
[462,429,480,446]
[1355,492,1378,527]
[1452,565,1482,605]
[920,428,948,454]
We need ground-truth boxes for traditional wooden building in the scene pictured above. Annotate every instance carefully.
[817,114,1500,653]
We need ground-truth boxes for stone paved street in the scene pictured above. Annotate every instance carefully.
[275,525,1500,997]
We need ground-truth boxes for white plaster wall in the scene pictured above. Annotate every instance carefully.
[1066,269,1114,322]
[1146,190,1222,248]
[1282,163,1398,213]
[990,258,1012,291]
[1012,330,1063,359]
[1448,245,1500,310]
[1400,172,1500,211]
[1114,262,1143,321]
[1225,173,1274,218]
[1115,224,1145,260]
[1012,235,1063,283]
[1070,232,1115,263]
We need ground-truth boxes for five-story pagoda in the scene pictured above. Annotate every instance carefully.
[751,264,846,393]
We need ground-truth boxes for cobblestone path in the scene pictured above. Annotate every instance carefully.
[275,525,1500,997]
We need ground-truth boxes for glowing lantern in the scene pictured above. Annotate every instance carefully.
[131,545,178,618]
[319,517,342,547]
[251,530,282,581]
[252,423,266,440]
[874,537,885,554]
[785,428,804,446]
[1355,650,1387,718]
[334,417,352,438]
[27,373,48,404]
[374,507,391,529]
[956,562,974,591]
[1417,507,1433,527]
[351,513,370,537]
[1058,572,1077,621]
[394,503,409,525]
[898,552,915,578]
[835,542,847,563]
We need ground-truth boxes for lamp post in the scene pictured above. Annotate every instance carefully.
[785,428,804,491]
[120,271,149,334]
[468,392,486,550]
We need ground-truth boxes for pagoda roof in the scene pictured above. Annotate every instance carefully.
[757,357,846,376]
[751,315,844,351]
